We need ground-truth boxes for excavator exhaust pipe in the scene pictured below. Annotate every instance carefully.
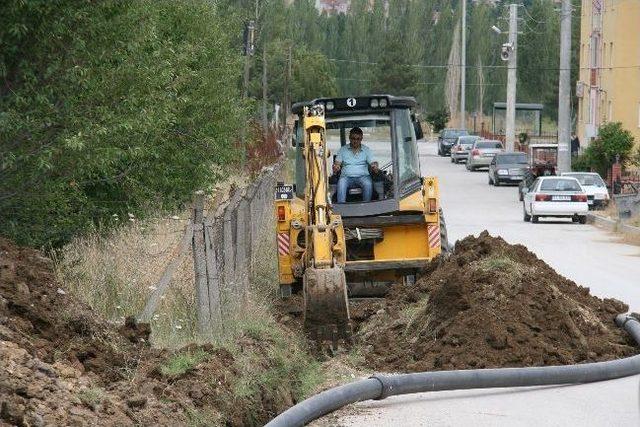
[303,267,352,347]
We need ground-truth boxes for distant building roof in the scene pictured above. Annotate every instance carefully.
[493,102,544,111]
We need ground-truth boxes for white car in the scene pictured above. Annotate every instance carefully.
[522,176,589,223]
[561,172,610,210]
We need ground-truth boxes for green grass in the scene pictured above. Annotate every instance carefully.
[160,349,208,377]
[478,255,521,273]
[77,387,105,409]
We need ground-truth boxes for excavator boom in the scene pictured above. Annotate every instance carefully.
[301,105,351,344]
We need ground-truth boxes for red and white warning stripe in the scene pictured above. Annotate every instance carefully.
[277,232,290,256]
[427,224,441,250]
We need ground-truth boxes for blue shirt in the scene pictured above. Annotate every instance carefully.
[336,144,375,178]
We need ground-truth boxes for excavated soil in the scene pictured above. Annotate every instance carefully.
[358,232,638,372]
[0,238,296,426]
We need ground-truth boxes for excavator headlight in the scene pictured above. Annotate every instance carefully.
[326,101,335,111]
[370,99,379,108]
[379,98,388,108]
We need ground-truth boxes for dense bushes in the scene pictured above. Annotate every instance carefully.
[1,1,246,247]
[576,122,637,177]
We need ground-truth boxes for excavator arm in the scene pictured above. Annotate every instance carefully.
[301,105,351,345]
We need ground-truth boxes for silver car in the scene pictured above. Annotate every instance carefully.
[466,140,504,171]
[451,135,481,163]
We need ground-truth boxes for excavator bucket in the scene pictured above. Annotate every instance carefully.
[303,267,351,347]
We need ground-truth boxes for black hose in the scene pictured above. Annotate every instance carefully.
[265,314,640,427]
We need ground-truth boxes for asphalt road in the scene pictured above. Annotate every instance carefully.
[338,139,640,427]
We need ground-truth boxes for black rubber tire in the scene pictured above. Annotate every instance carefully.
[523,204,531,222]
[439,208,452,255]
[532,215,539,223]
[579,216,587,224]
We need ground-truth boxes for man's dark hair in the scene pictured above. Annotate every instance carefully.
[349,127,363,136]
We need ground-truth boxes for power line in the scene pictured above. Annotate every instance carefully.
[328,57,640,71]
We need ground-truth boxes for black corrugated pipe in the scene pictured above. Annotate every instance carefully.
[265,314,640,427]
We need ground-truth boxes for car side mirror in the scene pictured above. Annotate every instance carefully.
[413,120,424,140]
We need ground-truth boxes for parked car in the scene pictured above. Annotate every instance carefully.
[488,152,529,186]
[438,129,469,156]
[522,176,588,224]
[466,140,504,171]
[561,172,610,210]
[451,135,481,163]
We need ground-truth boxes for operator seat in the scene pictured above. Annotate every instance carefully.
[328,155,384,203]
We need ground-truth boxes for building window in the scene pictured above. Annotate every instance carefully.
[609,42,613,67]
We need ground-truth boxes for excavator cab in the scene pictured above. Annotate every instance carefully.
[276,95,447,343]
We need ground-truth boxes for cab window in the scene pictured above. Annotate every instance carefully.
[395,109,420,193]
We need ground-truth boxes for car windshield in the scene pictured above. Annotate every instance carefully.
[477,141,502,149]
[443,130,468,138]
[497,154,527,164]
[565,174,606,187]
[540,179,581,192]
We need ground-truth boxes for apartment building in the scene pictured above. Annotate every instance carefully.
[577,0,640,147]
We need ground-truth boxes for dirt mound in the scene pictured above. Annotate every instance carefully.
[0,238,302,426]
[358,232,637,372]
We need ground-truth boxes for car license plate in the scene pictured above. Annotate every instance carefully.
[510,176,522,180]
[275,184,294,200]
[552,195,571,201]
[483,154,494,158]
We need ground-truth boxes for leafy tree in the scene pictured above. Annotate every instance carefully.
[1,0,246,247]
[582,122,636,177]
[426,109,451,133]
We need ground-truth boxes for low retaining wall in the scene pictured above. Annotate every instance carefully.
[587,213,640,237]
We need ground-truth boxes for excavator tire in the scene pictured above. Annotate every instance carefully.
[303,267,351,349]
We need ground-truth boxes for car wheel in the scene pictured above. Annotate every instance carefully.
[532,215,539,223]
[579,216,587,224]
[523,204,531,222]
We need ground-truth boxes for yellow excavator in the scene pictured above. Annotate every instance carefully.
[275,95,448,342]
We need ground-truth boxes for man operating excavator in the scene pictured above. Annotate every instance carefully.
[332,127,379,203]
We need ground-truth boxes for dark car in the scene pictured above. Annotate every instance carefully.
[488,152,529,186]
[438,129,469,156]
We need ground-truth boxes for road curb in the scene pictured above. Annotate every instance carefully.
[587,213,640,236]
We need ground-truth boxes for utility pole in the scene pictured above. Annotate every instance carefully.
[460,0,467,130]
[557,0,572,173]
[242,20,255,99]
[505,3,518,152]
